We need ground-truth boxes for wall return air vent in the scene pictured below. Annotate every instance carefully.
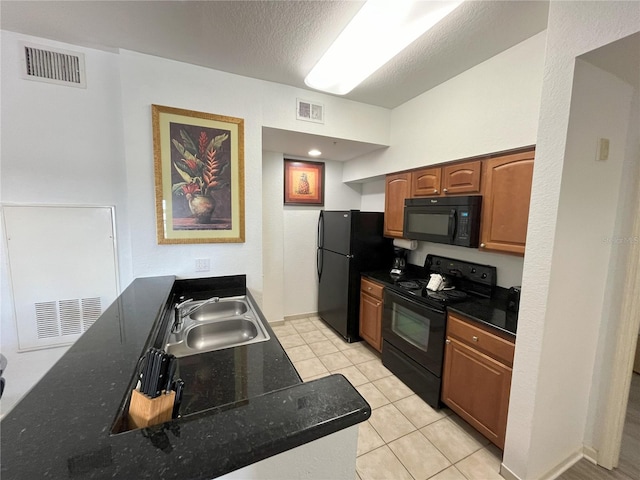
[296,98,324,124]
[21,42,86,88]
[35,297,102,339]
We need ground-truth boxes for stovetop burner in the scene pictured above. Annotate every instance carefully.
[394,278,469,307]
[425,288,468,302]
[397,280,427,290]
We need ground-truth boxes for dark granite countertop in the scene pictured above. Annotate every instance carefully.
[363,268,518,338]
[1,275,370,479]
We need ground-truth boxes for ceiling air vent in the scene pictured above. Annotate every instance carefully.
[296,98,324,124]
[21,42,86,88]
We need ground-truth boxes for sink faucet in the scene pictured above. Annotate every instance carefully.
[173,296,220,332]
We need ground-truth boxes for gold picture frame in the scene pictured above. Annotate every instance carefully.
[152,104,245,244]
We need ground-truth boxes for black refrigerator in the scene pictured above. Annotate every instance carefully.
[317,210,393,342]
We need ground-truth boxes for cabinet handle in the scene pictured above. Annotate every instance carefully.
[472,336,479,342]
[434,189,439,194]
[445,339,451,345]
[376,302,381,307]
[367,287,372,291]
[443,188,448,193]
[480,243,486,248]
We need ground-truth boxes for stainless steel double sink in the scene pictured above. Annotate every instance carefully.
[164,296,270,357]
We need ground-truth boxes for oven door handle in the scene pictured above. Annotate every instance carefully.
[384,289,446,317]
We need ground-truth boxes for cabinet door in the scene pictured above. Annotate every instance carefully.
[359,291,382,352]
[480,149,535,255]
[411,167,441,196]
[442,160,482,195]
[442,337,512,449]
[384,172,411,238]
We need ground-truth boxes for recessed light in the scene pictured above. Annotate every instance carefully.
[308,149,322,157]
[305,0,464,95]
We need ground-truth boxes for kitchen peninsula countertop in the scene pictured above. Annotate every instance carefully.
[1,275,370,479]
[363,269,518,337]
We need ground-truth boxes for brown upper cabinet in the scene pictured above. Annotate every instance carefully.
[411,167,441,196]
[411,160,482,197]
[480,148,535,255]
[442,160,482,195]
[383,150,533,247]
[384,172,411,238]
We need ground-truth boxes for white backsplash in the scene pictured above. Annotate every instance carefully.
[407,241,524,288]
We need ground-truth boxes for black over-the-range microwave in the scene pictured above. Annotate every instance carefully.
[403,195,482,247]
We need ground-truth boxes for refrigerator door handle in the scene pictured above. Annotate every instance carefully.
[317,248,323,281]
[317,211,324,249]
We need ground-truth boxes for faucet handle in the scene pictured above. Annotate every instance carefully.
[175,298,193,309]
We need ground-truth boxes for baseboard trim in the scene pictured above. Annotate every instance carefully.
[582,445,598,464]
[500,447,584,480]
[284,312,318,321]
[499,463,520,480]
[539,448,583,480]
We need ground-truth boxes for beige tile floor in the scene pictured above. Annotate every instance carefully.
[272,316,504,480]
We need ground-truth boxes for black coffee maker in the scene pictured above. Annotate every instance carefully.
[390,247,408,276]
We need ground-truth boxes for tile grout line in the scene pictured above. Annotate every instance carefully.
[278,318,502,480]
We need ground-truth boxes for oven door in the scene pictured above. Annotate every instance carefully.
[382,289,446,377]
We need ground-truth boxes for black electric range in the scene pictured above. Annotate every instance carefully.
[379,255,497,409]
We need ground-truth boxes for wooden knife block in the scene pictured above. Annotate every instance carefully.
[128,389,176,429]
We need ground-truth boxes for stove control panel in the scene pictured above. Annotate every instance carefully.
[424,254,496,295]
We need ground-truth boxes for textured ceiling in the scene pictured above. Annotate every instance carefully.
[1,0,549,109]
[1,0,550,161]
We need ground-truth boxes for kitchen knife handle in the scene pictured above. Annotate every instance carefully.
[172,379,184,418]
[155,353,169,398]
[141,349,155,395]
[136,354,146,391]
[148,350,162,398]
[164,356,177,393]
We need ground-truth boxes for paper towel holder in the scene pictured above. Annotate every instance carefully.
[392,238,418,250]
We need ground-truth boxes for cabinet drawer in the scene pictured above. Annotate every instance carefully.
[361,278,384,299]
[447,314,515,366]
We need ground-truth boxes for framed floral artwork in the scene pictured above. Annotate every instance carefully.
[283,160,325,206]
[152,104,245,244]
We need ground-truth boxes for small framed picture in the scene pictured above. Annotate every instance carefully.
[283,160,325,206]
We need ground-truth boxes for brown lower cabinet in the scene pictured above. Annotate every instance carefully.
[359,278,384,352]
[441,312,515,449]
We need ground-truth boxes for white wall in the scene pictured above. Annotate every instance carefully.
[503,2,640,479]
[360,179,386,212]
[585,75,639,460]
[0,31,130,414]
[0,31,391,412]
[343,31,546,182]
[261,151,285,324]
[351,33,549,287]
[117,49,391,300]
[262,155,366,321]
[220,424,358,480]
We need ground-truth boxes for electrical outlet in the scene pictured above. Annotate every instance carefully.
[195,258,210,272]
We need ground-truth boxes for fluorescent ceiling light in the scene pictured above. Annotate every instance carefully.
[308,149,322,157]
[305,0,464,95]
